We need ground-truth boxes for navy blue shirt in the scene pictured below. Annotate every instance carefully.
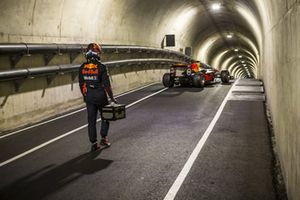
[79,61,111,105]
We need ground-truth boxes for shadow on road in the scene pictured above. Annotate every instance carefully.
[0,150,113,200]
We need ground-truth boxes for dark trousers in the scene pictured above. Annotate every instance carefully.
[86,102,110,143]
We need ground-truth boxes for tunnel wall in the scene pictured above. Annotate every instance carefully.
[0,0,194,132]
[262,1,300,199]
[0,65,168,132]
[0,0,200,50]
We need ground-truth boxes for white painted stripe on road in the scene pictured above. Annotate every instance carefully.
[126,88,168,108]
[163,81,237,200]
[0,108,86,140]
[0,87,168,168]
[0,126,87,167]
[115,82,158,98]
[0,82,159,140]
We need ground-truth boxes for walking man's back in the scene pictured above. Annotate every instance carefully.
[78,43,117,152]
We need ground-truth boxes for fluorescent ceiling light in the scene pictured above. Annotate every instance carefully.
[234,49,239,52]
[243,64,246,66]
[212,3,221,10]
[238,55,242,58]
[241,61,245,63]
[226,34,233,39]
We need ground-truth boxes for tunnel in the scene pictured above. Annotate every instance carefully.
[0,0,299,199]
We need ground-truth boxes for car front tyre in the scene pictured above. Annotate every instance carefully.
[221,70,230,83]
[162,73,174,88]
[193,74,205,88]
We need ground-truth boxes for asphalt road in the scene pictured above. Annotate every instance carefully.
[0,82,276,200]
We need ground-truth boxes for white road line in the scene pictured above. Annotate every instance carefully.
[115,82,158,98]
[0,126,87,167]
[126,88,168,108]
[0,82,159,140]
[0,87,168,168]
[0,108,86,140]
[163,81,237,200]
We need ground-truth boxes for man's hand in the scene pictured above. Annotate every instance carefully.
[111,97,118,104]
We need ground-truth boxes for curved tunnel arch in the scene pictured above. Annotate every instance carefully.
[197,32,259,73]
[210,47,258,71]
[215,48,257,69]
[229,61,256,76]
[186,0,262,79]
[226,56,256,71]
[204,27,259,62]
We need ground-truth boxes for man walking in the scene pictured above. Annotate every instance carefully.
[79,43,117,151]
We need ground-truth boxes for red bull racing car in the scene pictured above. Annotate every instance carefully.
[162,63,231,88]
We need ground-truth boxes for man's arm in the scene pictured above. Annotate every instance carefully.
[100,64,117,103]
[78,64,87,97]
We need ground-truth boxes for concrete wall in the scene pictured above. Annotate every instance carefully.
[0,0,203,132]
[261,1,300,199]
[0,64,168,132]
[0,0,202,49]
[0,0,195,132]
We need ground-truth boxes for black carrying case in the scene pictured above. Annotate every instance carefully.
[101,103,126,121]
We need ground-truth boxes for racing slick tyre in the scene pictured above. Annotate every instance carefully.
[192,74,205,88]
[162,73,174,88]
[179,77,190,87]
[221,70,230,83]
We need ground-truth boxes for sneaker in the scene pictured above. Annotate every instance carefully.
[100,137,111,147]
[91,142,100,152]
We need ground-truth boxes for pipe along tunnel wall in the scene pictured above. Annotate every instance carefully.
[0,0,299,199]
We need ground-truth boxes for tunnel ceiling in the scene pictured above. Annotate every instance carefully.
[110,0,264,79]
[190,0,262,78]
[0,0,268,79]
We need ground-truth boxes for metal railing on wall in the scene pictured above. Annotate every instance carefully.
[0,43,192,66]
[0,58,185,91]
[0,43,192,91]
[0,58,184,81]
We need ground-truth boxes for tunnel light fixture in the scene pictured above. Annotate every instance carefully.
[226,34,233,39]
[211,3,221,11]
[234,48,239,52]
[243,64,246,66]
[241,61,245,63]
[238,55,242,58]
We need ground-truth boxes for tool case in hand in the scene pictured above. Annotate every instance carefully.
[101,103,126,121]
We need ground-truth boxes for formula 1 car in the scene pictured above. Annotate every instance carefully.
[162,63,231,88]
[198,62,231,84]
[162,64,205,88]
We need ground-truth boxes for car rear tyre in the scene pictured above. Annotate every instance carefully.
[221,70,230,83]
[162,73,174,87]
[193,74,205,88]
